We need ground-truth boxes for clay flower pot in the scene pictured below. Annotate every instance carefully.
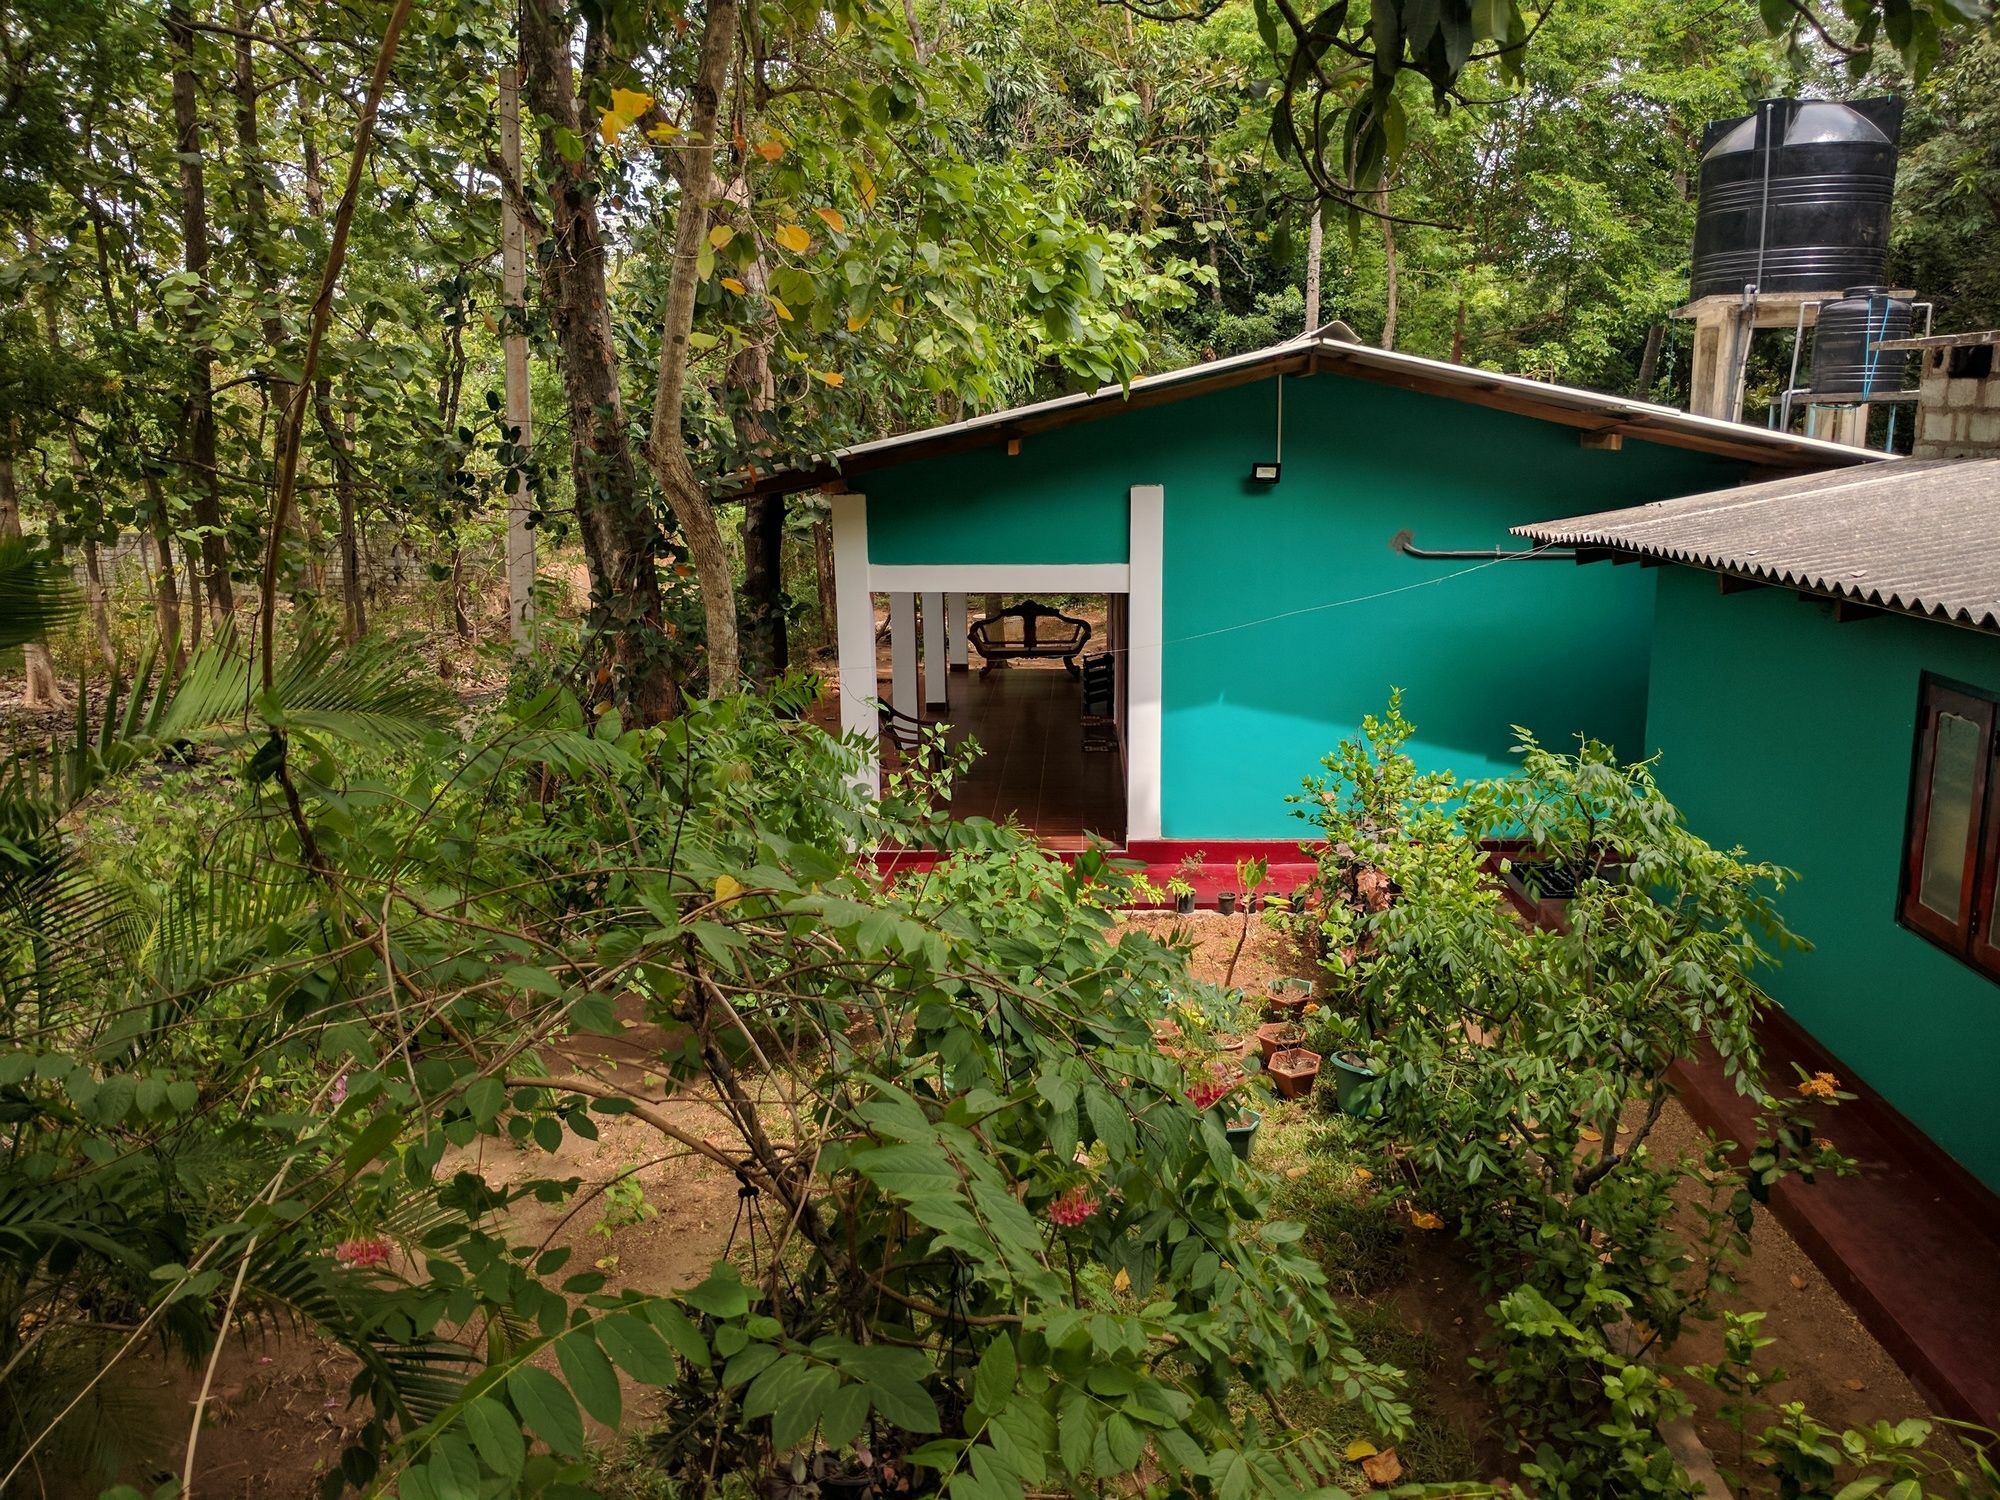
[1267,1047,1323,1101]
[1255,1020,1305,1063]
[1263,985,1312,1023]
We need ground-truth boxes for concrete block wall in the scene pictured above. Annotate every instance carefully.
[1913,344,2000,458]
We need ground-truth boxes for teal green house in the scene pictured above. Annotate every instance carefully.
[1520,458,2000,1197]
[744,328,1869,846]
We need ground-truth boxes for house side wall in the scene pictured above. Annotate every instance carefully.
[1155,380,1744,836]
[856,373,1750,838]
[1647,567,2000,1192]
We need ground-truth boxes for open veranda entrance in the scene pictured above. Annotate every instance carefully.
[862,592,1129,849]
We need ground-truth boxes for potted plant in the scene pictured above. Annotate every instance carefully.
[1263,977,1313,1021]
[1328,1050,1378,1115]
[1215,890,1236,916]
[1267,1047,1323,1100]
[1170,850,1204,914]
[1224,1106,1262,1160]
[1255,1019,1305,1063]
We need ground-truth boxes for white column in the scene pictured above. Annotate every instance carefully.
[946,592,969,669]
[1127,484,1165,842]
[890,592,919,723]
[829,492,878,798]
[921,590,948,706]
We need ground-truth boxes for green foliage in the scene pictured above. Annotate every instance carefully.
[1292,696,1866,1492]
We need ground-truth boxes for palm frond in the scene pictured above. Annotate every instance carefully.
[0,537,80,654]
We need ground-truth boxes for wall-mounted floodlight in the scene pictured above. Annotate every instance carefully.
[1249,461,1282,484]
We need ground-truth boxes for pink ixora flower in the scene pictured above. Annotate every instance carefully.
[329,1072,348,1108]
[1187,1078,1234,1111]
[1045,1186,1100,1228]
[333,1236,393,1270]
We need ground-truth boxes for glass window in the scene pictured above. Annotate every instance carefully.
[1902,678,2000,980]
[1918,711,1980,919]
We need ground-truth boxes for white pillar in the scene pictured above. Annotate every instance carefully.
[946,592,969,669]
[890,592,919,723]
[829,492,877,798]
[921,590,948,706]
[1127,485,1164,842]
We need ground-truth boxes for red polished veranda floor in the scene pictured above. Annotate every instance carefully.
[879,661,1126,850]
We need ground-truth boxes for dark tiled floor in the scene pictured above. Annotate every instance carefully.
[881,663,1125,849]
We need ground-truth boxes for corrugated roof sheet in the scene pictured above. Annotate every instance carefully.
[732,328,1884,497]
[1514,459,2000,633]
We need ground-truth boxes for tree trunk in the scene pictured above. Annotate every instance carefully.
[143,477,183,655]
[1378,186,1398,352]
[640,0,742,699]
[725,175,786,683]
[232,0,290,422]
[1450,297,1468,365]
[813,512,836,655]
[0,457,63,707]
[300,103,366,642]
[81,539,115,671]
[167,2,234,622]
[518,0,681,722]
[1634,322,1665,401]
[183,535,206,646]
[1304,205,1323,332]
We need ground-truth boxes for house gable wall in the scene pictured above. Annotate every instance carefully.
[1646,566,2000,1192]
[856,371,1752,837]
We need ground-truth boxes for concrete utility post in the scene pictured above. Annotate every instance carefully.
[1677,289,1890,447]
[499,64,535,650]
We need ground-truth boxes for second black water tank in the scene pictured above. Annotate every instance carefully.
[1690,96,1903,302]
[1810,286,1913,404]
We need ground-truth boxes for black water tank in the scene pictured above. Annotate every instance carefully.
[1810,286,1914,404]
[1690,96,1903,302]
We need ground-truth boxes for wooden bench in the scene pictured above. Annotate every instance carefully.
[969,601,1092,677]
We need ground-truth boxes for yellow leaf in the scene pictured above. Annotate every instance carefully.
[845,311,871,333]
[1342,1440,1378,1461]
[774,223,812,254]
[1111,1267,1130,1293]
[1579,1127,1603,1142]
[1408,1210,1444,1231]
[646,122,681,142]
[754,139,785,162]
[855,164,877,208]
[770,296,794,321]
[714,874,744,907]
[720,277,747,295]
[813,206,848,233]
[598,110,630,144]
[816,370,844,387]
[610,87,655,118]
[708,225,735,249]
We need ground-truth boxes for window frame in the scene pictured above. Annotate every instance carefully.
[1899,674,2000,979]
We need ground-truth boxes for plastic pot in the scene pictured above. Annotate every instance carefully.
[1223,1108,1261,1160]
[1216,891,1237,916]
[1329,1051,1378,1115]
[1289,890,1308,915]
[1173,891,1195,915]
[1267,1047,1322,1100]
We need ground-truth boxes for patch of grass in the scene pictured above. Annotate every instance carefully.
[1282,1301,1485,1488]
[1257,1103,1409,1298]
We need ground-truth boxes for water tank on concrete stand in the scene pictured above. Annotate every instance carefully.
[1810,286,1914,404]
[1691,97,1903,301]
